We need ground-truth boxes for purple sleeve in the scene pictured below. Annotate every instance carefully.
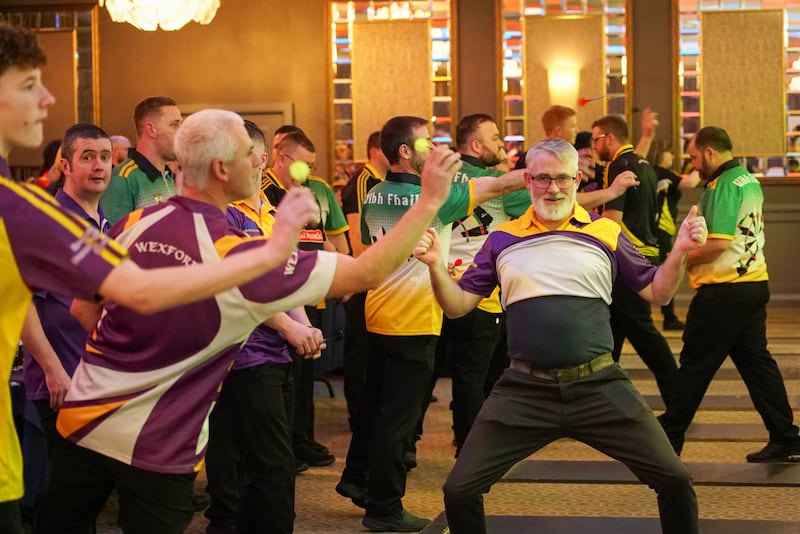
[458,234,500,297]
[615,232,657,292]
[4,182,127,300]
[224,238,325,304]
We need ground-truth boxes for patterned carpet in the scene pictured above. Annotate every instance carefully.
[92,302,800,533]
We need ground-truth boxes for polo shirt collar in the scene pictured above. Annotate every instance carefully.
[264,168,288,191]
[129,148,170,183]
[708,158,741,183]
[54,188,109,232]
[386,170,420,186]
[459,154,487,169]
[0,155,11,179]
[516,202,591,232]
[364,163,385,180]
[612,144,635,161]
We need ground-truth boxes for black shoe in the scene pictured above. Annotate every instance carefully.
[309,438,330,455]
[192,491,210,511]
[746,442,800,463]
[663,318,686,331]
[295,459,309,474]
[335,480,368,509]
[295,442,335,466]
[363,510,431,532]
[403,450,417,472]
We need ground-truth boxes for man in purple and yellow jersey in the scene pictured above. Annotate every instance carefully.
[19,123,113,525]
[415,138,706,534]
[263,127,348,468]
[204,120,322,534]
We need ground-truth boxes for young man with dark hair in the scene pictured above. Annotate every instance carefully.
[340,130,390,429]
[263,128,349,468]
[19,122,112,526]
[101,95,182,224]
[338,115,527,532]
[204,120,320,534]
[593,114,677,408]
[0,26,314,534]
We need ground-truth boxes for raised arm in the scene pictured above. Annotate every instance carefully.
[414,227,483,318]
[325,146,463,297]
[471,168,527,206]
[97,188,319,314]
[576,170,639,210]
[635,107,659,157]
[639,205,707,304]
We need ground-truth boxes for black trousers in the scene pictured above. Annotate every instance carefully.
[0,500,23,534]
[204,361,295,533]
[292,306,321,448]
[609,259,677,406]
[343,292,370,427]
[342,333,437,517]
[443,365,698,534]
[39,437,195,534]
[438,309,501,450]
[661,281,800,452]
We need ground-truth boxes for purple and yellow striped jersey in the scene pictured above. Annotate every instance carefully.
[1,173,125,502]
[57,195,336,474]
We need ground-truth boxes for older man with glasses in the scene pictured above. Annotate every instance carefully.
[414,138,707,534]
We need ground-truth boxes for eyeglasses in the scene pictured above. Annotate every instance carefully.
[282,153,317,172]
[531,173,576,189]
[591,133,608,144]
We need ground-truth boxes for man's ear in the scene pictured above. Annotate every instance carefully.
[210,158,228,182]
[523,171,532,188]
[470,136,482,154]
[399,144,411,161]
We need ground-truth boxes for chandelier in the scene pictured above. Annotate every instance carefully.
[99,0,221,31]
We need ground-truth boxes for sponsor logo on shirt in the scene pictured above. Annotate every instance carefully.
[132,241,196,265]
[284,249,299,276]
[70,226,111,265]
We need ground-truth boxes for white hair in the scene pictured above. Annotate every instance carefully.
[175,109,243,189]
[526,137,579,173]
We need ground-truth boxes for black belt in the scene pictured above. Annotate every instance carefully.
[510,353,614,383]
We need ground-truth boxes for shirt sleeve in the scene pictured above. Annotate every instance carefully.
[703,179,741,238]
[457,233,500,298]
[501,189,532,218]
[321,185,349,235]
[4,180,127,300]
[437,181,476,224]
[340,180,358,216]
[614,231,657,293]
[224,238,337,310]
